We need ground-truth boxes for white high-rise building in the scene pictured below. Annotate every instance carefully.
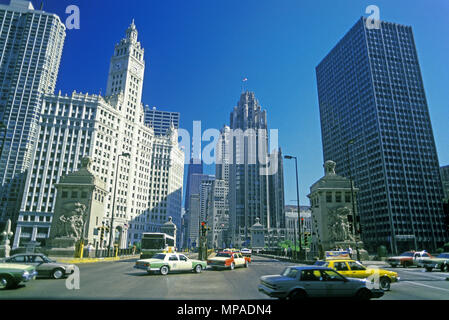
[13,22,184,249]
[0,0,66,224]
[141,124,184,244]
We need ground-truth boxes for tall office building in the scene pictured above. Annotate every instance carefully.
[316,17,447,252]
[441,166,449,200]
[185,173,214,248]
[227,91,285,247]
[206,179,229,248]
[216,126,231,182]
[0,0,65,224]
[12,22,184,248]
[144,105,180,136]
[184,158,203,212]
[143,124,184,243]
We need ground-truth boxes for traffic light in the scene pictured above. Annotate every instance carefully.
[97,224,110,246]
[304,233,309,246]
[347,214,354,232]
[201,222,207,236]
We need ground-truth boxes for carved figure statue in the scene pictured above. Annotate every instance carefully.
[54,202,87,240]
[328,207,354,242]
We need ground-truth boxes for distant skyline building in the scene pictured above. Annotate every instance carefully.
[144,105,180,136]
[182,158,203,248]
[184,158,203,212]
[227,91,285,247]
[0,0,66,224]
[316,17,447,252]
[285,205,312,247]
[185,173,214,248]
[207,179,229,248]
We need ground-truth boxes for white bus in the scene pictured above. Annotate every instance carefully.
[140,233,176,259]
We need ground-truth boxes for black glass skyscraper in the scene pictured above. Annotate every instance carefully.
[316,17,447,253]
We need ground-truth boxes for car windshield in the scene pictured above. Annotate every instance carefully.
[314,261,328,267]
[281,267,299,278]
[400,252,414,257]
[438,253,449,259]
[152,254,166,260]
[42,256,54,263]
[216,253,232,258]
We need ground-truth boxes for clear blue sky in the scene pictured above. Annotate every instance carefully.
[5,0,448,206]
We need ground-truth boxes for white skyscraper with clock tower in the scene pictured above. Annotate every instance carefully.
[12,21,184,250]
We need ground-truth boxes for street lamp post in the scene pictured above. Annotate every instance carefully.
[285,155,302,259]
[346,140,360,261]
[109,152,131,252]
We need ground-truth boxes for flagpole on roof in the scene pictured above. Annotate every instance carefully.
[242,77,248,93]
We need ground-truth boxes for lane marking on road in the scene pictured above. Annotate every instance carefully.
[402,281,449,293]
[399,270,449,281]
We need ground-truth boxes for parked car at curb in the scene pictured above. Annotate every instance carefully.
[134,253,207,275]
[4,254,76,279]
[386,251,432,268]
[420,253,449,272]
[207,251,250,270]
[0,263,37,289]
[258,266,384,300]
[315,259,399,291]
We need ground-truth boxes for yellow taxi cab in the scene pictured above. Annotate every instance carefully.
[315,259,399,291]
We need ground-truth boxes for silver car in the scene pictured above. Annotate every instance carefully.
[5,254,75,279]
[258,266,384,300]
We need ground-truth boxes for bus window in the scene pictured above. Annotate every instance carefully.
[167,238,175,247]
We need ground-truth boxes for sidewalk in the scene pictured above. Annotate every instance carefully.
[49,254,140,264]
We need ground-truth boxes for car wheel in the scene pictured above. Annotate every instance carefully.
[355,288,372,301]
[441,264,449,272]
[230,262,235,270]
[379,277,391,291]
[51,268,64,279]
[0,275,16,289]
[160,266,169,275]
[194,264,202,273]
[288,289,307,300]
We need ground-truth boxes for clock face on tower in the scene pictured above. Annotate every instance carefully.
[114,62,122,70]
[131,63,141,76]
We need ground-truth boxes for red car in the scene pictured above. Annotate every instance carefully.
[207,251,251,270]
[387,251,433,268]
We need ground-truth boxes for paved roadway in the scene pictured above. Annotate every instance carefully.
[1,256,449,300]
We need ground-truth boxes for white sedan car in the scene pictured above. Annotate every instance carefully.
[134,253,207,275]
